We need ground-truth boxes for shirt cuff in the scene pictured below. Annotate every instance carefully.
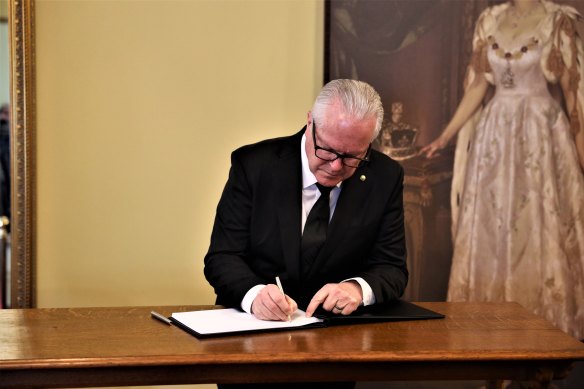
[344,277,376,306]
[241,284,266,314]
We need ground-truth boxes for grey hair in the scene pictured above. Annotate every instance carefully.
[311,79,384,140]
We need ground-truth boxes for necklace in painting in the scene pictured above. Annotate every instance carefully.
[487,36,539,88]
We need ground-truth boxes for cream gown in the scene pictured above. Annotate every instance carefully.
[447,1,584,340]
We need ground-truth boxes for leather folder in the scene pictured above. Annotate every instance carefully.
[167,300,444,338]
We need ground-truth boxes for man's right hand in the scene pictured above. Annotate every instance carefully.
[251,284,297,321]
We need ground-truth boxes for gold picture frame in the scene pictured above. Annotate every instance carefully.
[9,0,36,308]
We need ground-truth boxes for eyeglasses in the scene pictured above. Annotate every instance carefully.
[311,121,371,168]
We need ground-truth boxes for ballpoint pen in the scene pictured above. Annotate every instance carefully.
[151,311,172,325]
[275,276,291,322]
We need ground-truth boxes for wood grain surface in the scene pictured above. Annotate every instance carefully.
[1,302,583,387]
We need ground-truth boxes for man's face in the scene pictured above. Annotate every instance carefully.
[305,103,375,187]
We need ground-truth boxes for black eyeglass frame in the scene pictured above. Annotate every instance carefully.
[311,121,372,168]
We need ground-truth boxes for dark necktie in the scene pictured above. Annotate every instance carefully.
[301,183,333,278]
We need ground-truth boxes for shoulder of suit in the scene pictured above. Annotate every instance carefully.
[232,130,302,162]
[369,149,403,173]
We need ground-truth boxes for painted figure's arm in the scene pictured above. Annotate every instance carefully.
[420,74,489,158]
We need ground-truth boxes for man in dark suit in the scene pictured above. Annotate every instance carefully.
[204,79,408,324]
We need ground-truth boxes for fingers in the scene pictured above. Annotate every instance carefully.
[419,145,431,155]
[419,138,446,159]
[305,283,362,317]
[286,295,298,314]
[419,144,439,158]
[305,290,325,317]
[427,149,440,158]
[251,284,297,321]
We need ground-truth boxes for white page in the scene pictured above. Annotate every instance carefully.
[171,308,322,335]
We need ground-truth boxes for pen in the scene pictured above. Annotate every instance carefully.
[151,311,172,325]
[275,276,291,322]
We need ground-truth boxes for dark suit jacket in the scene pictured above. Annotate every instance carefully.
[204,128,408,310]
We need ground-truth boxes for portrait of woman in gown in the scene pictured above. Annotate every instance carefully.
[421,0,584,340]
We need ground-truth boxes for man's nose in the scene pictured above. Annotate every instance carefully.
[329,158,344,171]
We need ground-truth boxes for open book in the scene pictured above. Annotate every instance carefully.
[169,300,444,338]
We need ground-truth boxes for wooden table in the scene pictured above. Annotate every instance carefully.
[1,302,583,388]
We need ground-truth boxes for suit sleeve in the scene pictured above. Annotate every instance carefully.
[203,149,264,307]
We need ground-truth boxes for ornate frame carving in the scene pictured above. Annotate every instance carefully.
[9,0,36,308]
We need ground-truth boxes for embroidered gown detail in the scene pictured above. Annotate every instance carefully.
[447,1,584,340]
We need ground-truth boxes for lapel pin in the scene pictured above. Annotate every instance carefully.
[360,175,366,182]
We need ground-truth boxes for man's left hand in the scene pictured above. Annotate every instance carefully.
[305,281,363,317]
